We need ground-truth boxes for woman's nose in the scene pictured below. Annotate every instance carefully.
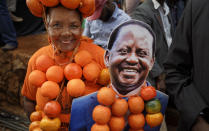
[62,28,72,36]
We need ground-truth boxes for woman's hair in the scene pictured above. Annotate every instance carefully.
[107,19,156,58]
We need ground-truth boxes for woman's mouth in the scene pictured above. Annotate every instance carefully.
[61,39,74,44]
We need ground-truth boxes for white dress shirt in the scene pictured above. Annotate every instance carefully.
[152,0,172,48]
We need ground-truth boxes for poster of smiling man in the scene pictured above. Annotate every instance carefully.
[69,20,168,131]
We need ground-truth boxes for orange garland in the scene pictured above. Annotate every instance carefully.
[91,85,164,131]
[28,50,110,130]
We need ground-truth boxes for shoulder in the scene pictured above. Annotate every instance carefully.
[29,45,52,64]
[70,92,99,131]
[146,81,168,107]
[117,9,130,18]
[134,0,153,12]
[114,4,130,21]
[80,37,105,54]
[156,90,169,100]
[156,90,169,114]
[131,0,154,20]
[28,45,52,70]
[85,19,99,26]
[72,92,98,106]
[80,37,98,47]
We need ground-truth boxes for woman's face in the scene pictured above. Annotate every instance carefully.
[47,6,83,52]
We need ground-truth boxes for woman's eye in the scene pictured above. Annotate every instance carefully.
[70,24,80,29]
[52,23,61,28]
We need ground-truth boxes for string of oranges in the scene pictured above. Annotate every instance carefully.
[91,86,164,131]
[28,50,110,131]
[26,0,95,18]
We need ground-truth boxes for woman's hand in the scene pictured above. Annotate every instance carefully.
[23,96,36,119]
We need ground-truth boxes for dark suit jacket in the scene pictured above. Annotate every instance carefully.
[164,0,209,130]
[69,91,168,131]
[131,0,174,86]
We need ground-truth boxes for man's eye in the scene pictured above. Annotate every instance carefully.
[137,51,148,57]
[119,49,128,55]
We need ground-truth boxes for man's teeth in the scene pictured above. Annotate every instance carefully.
[123,69,137,72]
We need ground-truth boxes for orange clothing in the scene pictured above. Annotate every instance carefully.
[21,37,105,123]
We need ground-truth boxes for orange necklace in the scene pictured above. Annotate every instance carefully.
[91,84,164,131]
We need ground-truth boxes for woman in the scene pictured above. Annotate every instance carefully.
[21,0,105,130]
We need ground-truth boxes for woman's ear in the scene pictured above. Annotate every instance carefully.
[104,50,110,67]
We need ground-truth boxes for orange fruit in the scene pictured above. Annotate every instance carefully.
[111,98,128,117]
[43,101,61,118]
[60,0,80,9]
[97,68,110,86]
[46,65,64,83]
[92,105,111,124]
[64,63,82,80]
[145,112,163,128]
[35,55,55,72]
[145,99,161,114]
[128,96,144,114]
[109,116,125,131]
[29,8,43,18]
[97,87,116,106]
[29,121,40,131]
[74,50,92,67]
[33,127,43,131]
[140,86,156,101]
[35,105,41,111]
[83,62,101,81]
[40,81,60,99]
[82,4,95,18]
[129,128,144,131]
[128,113,145,129]
[26,0,43,17]
[91,123,110,131]
[30,111,43,122]
[79,0,95,17]
[36,88,50,111]
[67,79,85,97]
[40,116,61,131]
[39,0,59,7]
[29,70,46,87]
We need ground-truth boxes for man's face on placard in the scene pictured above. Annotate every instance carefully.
[105,24,154,95]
